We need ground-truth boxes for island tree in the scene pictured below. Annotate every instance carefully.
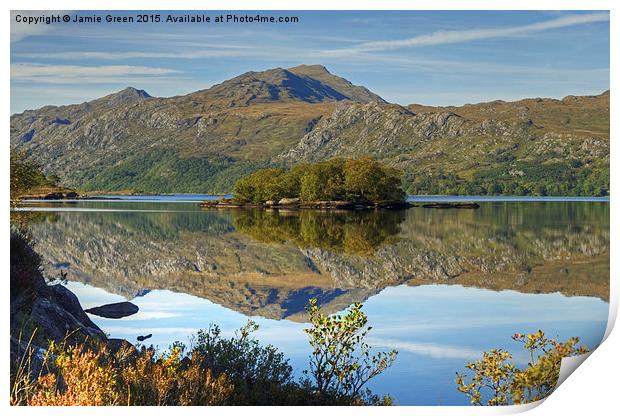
[233,156,405,204]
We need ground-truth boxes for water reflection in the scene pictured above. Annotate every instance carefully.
[20,199,609,405]
[24,200,609,321]
[63,281,609,405]
[233,209,405,254]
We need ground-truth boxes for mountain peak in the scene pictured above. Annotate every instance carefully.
[288,64,386,104]
[195,64,385,107]
[95,87,152,107]
[114,87,151,99]
[288,64,330,75]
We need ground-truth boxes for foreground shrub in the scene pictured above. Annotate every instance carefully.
[304,299,398,405]
[27,342,234,406]
[191,321,298,404]
[455,330,588,406]
[14,300,397,406]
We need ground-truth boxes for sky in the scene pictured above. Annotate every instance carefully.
[10,10,610,113]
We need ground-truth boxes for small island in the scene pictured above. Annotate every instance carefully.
[201,156,412,210]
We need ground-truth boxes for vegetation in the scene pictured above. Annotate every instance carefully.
[304,299,397,404]
[406,161,609,196]
[10,148,48,300]
[12,300,396,406]
[455,330,588,405]
[10,149,49,205]
[81,149,262,194]
[11,65,609,197]
[233,156,405,204]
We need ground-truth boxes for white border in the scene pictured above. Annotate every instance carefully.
[3,1,616,415]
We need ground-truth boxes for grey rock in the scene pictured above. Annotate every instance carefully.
[278,197,300,205]
[85,301,139,319]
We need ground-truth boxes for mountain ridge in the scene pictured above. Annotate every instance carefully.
[10,65,609,196]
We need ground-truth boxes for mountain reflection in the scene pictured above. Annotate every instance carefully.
[25,201,609,321]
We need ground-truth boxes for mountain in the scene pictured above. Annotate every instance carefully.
[190,64,385,109]
[278,93,609,195]
[10,65,609,195]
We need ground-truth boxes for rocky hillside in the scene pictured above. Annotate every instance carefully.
[10,65,609,195]
[278,92,609,195]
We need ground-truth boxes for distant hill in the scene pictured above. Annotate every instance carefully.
[10,65,609,195]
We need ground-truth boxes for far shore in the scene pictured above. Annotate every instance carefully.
[17,188,610,203]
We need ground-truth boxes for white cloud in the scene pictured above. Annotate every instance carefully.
[15,48,257,61]
[11,11,52,42]
[10,11,72,42]
[11,63,180,84]
[367,337,483,360]
[328,12,610,54]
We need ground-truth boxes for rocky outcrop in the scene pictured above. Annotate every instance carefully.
[276,95,609,169]
[29,284,106,342]
[10,230,106,364]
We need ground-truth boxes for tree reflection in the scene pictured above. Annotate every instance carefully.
[233,209,406,255]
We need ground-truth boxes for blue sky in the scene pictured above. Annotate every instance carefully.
[10,10,610,113]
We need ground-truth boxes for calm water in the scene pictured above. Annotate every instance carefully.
[18,196,610,405]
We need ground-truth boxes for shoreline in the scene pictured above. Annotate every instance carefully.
[199,199,481,210]
[18,190,610,204]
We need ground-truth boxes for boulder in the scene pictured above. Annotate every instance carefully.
[65,191,79,199]
[31,295,106,342]
[278,197,300,205]
[11,231,107,351]
[85,301,139,319]
[43,192,64,200]
[50,284,101,331]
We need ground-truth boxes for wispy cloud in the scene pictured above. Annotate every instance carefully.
[11,63,181,84]
[328,12,610,54]
[10,10,77,42]
[368,337,483,361]
[15,48,257,61]
[11,11,54,42]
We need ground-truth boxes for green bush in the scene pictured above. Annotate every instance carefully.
[455,330,588,405]
[303,299,398,405]
[10,149,48,204]
[233,168,287,203]
[299,158,347,201]
[191,321,298,404]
